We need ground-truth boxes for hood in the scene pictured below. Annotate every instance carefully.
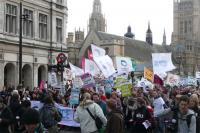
[79,100,94,108]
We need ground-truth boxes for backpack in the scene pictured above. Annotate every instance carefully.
[40,105,62,128]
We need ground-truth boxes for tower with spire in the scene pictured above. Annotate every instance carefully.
[88,0,106,32]
[162,29,166,45]
[124,25,135,39]
[146,22,153,45]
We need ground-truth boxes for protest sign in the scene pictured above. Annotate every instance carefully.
[73,77,83,88]
[152,53,176,74]
[166,73,180,86]
[137,77,153,89]
[116,57,134,74]
[31,101,43,111]
[118,83,132,97]
[81,73,95,88]
[94,55,116,78]
[144,67,153,82]
[69,87,80,105]
[91,44,106,58]
[196,72,200,79]
[48,72,58,87]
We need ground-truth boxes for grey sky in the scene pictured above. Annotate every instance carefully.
[67,0,173,45]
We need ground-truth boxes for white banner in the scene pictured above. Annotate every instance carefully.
[69,63,84,76]
[116,57,134,74]
[91,44,106,58]
[85,59,100,76]
[152,53,176,74]
[48,72,58,86]
[196,72,200,79]
[166,73,180,86]
[94,55,116,78]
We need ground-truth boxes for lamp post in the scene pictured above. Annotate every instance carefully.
[19,1,28,86]
[130,71,135,85]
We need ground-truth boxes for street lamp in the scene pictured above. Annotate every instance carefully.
[19,1,29,86]
[130,71,135,85]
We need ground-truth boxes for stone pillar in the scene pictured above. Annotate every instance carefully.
[33,64,38,88]
[0,61,4,91]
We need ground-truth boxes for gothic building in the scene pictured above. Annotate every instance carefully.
[172,0,200,75]
[0,0,68,89]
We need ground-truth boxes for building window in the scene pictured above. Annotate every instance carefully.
[39,13,47,40]
[56,18,62,43]
[184,21,187,33]
[180,21,183,34]
[23,8,33,37]
[57,0,62,4]
[6,4,17,34]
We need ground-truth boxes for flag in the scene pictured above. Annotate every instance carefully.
[152,53,176,74]
[144,67,153,82]
[94,55,116,78]
[87,49,93,60]
[91,44,106,58]
[85,59,100,76]
[154,74,164,86]
[69,63,84,76]
[116,57,134,74]
[80,56,85,70]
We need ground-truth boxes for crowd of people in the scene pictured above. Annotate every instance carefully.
[0,81,200,133]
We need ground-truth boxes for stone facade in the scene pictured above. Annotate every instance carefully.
[0,0,68,89]
[172,0,200,76]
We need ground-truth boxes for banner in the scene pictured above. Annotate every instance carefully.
[144,67,153,82]
[85,59,100,76]
[91,44,106,58]
[166,73,180,86]
[73,77,83,88]
[94,55,116,78]
[31,101,80,127]
[118,83,132,97]
[69,63,84,76]
[48,72,58,87]
[116,57,134,74]
[81,73,95,88]
[152,53,176,74]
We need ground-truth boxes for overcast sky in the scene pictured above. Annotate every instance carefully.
[67,0,173,45]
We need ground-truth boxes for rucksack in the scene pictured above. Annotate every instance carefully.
[40,105,62,128]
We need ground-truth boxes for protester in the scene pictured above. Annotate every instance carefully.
[21,108,44,133]
[92,93,107,115]
[132,97,153,133]
[105,99,124,133]
[189,94,200,133]
[0,97,13,133]
[110,92,122,110]
[39,95,62,133]
[172,95,196,133]
[74,92,107,133]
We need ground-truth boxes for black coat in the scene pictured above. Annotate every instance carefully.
[0,105,14,133]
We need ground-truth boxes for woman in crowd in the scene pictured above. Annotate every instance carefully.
[105,99,124,133]
[74,92,107,133]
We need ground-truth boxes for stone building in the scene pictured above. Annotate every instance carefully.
[0,0,68,89]
[67,0,171,75]
[172,0,200,76]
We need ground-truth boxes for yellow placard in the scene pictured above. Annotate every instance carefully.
[144,67,153,82]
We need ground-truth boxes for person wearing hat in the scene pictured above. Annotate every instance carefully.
[105,99,124,133]
[21,108,44,133]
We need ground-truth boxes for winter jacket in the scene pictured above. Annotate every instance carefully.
[105,110,124,133]
[74,100,107,133]
[177,109,196,133]
[0,105,14,133]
